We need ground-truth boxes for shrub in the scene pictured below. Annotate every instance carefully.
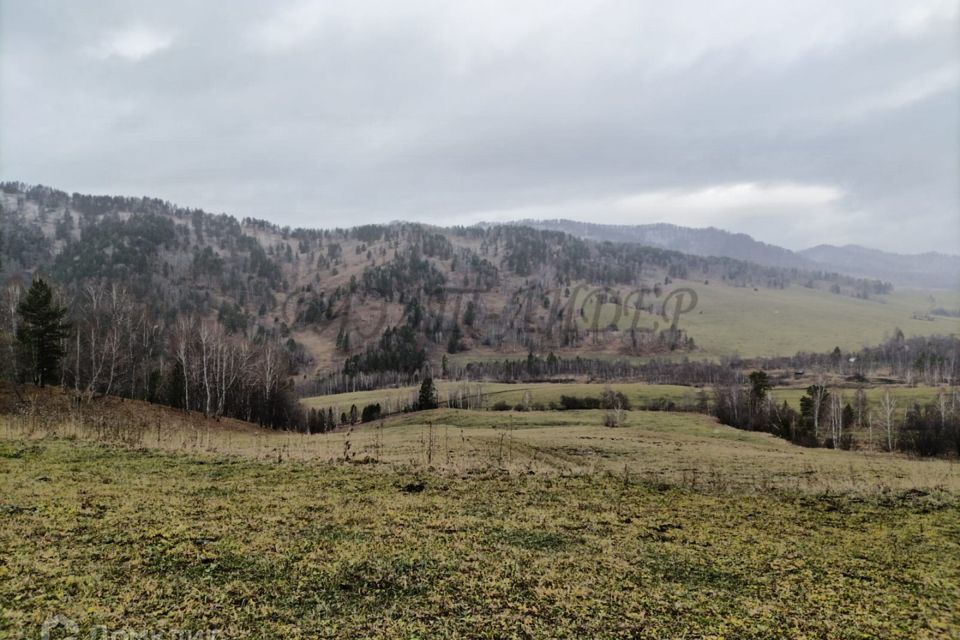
[559,395,601,410]
[600,389,631,411]
[360,403,382,423]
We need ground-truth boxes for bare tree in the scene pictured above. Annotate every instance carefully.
[809,380,829,440]
[172,316,195,411]
[880,390,898,451]
[197,320,215,416]
[854,388,867,428]
[829,394,843,447]
[102,284,135,397]
[1,284,23,384]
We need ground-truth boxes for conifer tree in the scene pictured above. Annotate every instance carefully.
[418,377,438,410]
[16,278,70,387]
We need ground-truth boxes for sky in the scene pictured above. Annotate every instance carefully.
[1,0,958,254]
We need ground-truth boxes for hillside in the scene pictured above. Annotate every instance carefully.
[513,219,812,270]
[800,244,960,290]
[2,182,954,394]
[518,219,959,290]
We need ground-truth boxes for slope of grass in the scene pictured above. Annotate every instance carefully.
[680,285,960,358]
[5,405,959,493]
[301,382,703,414]
[302,381,949,427]
[578,284,960,358]
[1,439,958,639]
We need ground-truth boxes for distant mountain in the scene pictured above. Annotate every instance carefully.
[799,245,960,291]
[515,219,958,290]
[513,220,810,269]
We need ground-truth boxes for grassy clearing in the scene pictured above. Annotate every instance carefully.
[769,385,948,409]
[301,382,703,415]
[1,439,958,638]
[302,381,949,422]
[5,405,959,494]
[577,284,960,358]
[4,392,959,637]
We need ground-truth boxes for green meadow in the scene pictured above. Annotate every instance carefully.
[575,284,960,358]
[2,430,958,638]
[302,381,949,426]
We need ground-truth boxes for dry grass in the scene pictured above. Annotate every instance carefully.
[576,282,960,358]
[4,392,959,496]
[2,438,958,638]
[3,388,960,637]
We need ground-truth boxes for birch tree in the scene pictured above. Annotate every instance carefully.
[880,390,897,451]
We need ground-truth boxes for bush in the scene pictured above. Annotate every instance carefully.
[559,395,601,410]
[641,398,676,412]
[600,389,631,411]
[602,408,624,427]
[360,403,382,423]
[491,401,511,411]
[899,404,950,457]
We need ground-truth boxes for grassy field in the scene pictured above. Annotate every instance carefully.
[2,436,958,638]
[576,284,960,358]
[301,382,704,416]
[302,381,952,424]
[4,394,960,638]
[4,401,960,493]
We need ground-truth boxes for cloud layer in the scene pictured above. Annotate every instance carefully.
[1,0,957,253]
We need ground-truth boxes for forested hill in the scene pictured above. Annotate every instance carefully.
[516,219,957,289]
[799,244,960,290]
[1,182,894,382]
[512,219,811,271]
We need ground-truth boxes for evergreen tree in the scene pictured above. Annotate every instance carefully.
[418,377,438,410]
[748,370,771,401]
[447,324,463,354]
[361,403,382,423]
[16,279,71,387]
[463,301,476,327]
[748,370,772,413]
[167,361,186,408]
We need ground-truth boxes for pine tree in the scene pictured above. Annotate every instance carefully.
[446,324,463,354]
[418,377,437,410]
[463,301,476,327]
[16,279,71,387]
[748,370,772,412]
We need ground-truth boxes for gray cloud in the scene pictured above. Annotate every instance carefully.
[1,0,957,253]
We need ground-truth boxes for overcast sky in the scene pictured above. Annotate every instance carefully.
[1,1,958,253]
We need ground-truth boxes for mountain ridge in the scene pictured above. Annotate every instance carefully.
[510,219,958,289]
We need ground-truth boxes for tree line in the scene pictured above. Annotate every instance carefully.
[713,371,960,457]
[1,278,303,429]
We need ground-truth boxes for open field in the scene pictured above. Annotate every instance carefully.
[577,284,960,358]
[4,390,960,637]
[5,402,960,493]
[2,436,959,638]
[302,381,953,421]
[302,382,704,415]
